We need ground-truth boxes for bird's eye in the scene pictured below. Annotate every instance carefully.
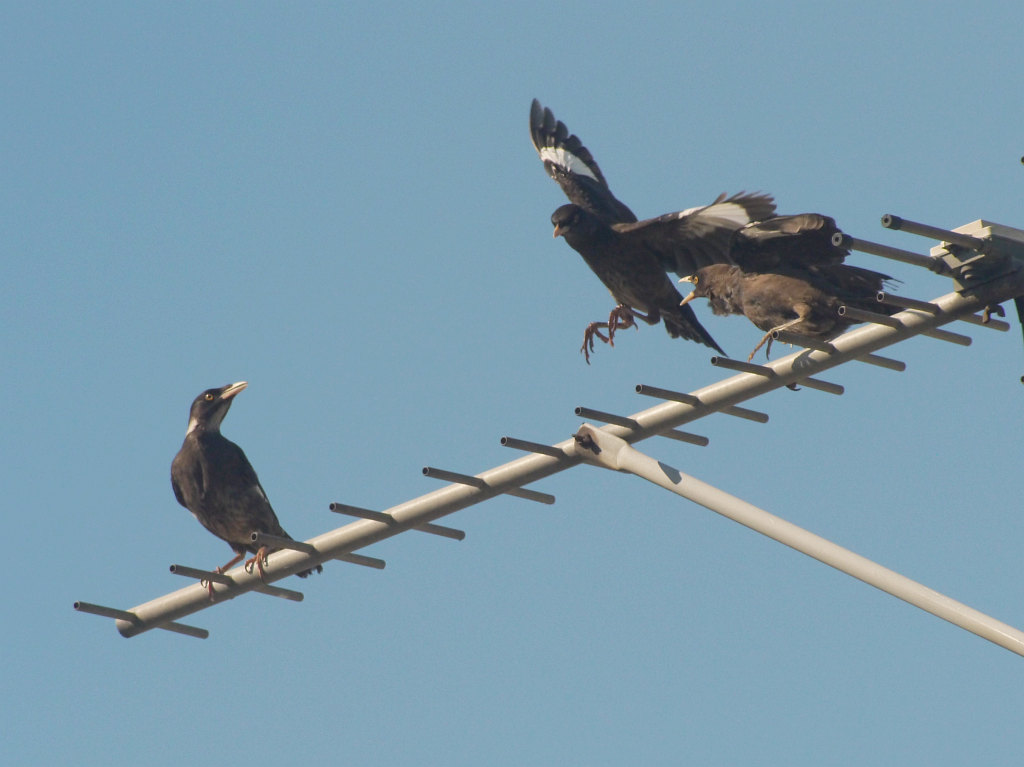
[204,393,215,401]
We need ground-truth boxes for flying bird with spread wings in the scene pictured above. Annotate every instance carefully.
[171,381,322,597]
[679,213,898,360]
[529,98,776,362]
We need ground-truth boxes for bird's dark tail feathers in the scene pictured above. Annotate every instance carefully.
[834,266,900,316]
[296,564,323,578]
[664,303,726,356]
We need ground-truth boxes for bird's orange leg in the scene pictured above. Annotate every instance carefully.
[748,307,811,361]
[218,552,245,573]
[201,552,244,600]
[747,331,775,362]
[244,546,270,580]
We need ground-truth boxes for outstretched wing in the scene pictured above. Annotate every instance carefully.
[731,213,846,272]
[529,99,637,224]
[734,213,897,308]
[618,192,776,277]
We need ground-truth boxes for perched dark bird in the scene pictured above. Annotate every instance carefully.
[171,381,322,595]
[679,214,897,360]
[530,98,776,362]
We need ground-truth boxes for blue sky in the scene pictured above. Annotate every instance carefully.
[4,2,1023,764]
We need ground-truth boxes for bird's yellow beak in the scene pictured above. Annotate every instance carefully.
[678,275,698,307]
[221,381,248,400]
[553,224,564,238]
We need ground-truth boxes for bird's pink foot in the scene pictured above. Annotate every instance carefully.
[580,322,611,364]
[244,546,269,580]
[606,305,637,345]
[203,554,244,600]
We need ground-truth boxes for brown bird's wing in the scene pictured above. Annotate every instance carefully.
[529,99,637,225]
[730,213,897,310]
[731,213,846,272]
[809,263,897,310]
[616,192,776,277]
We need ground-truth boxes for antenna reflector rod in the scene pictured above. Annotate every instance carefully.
[169,564,233,585]
[73,601,209,639]
[881,214,987,251]
[767,330,904,370]
[856,354,905,372]
[771,329,835,353]
[837,304,903,328]
[573,406,638,429]
[328,503,465,540]
[335,552,386,569]
[833,232,940,271]
[422,466,555,504]
[710,357,774,376]
[253,584,305,601]
[660,429,709,446]
[846,301,972,343]
[876,292,939,313]
[634,384,768,423]
[499,436,569,459]
[73,601,138,622]
[710,357,842,393]
[921,327,972,346]
[793,378,845,395]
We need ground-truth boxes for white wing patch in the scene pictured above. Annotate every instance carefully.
[539,146,599,182]
[678,201,756,227]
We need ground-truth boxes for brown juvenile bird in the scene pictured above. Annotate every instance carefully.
[530,99,776,362]
[171,381,322,597]
[679,214,896,360]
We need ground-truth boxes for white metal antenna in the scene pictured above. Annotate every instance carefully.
[572,423,1024,656]
[76,215,1024,647]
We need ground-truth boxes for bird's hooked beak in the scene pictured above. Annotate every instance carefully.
[552,223,565,239]
[220,381,248,400]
